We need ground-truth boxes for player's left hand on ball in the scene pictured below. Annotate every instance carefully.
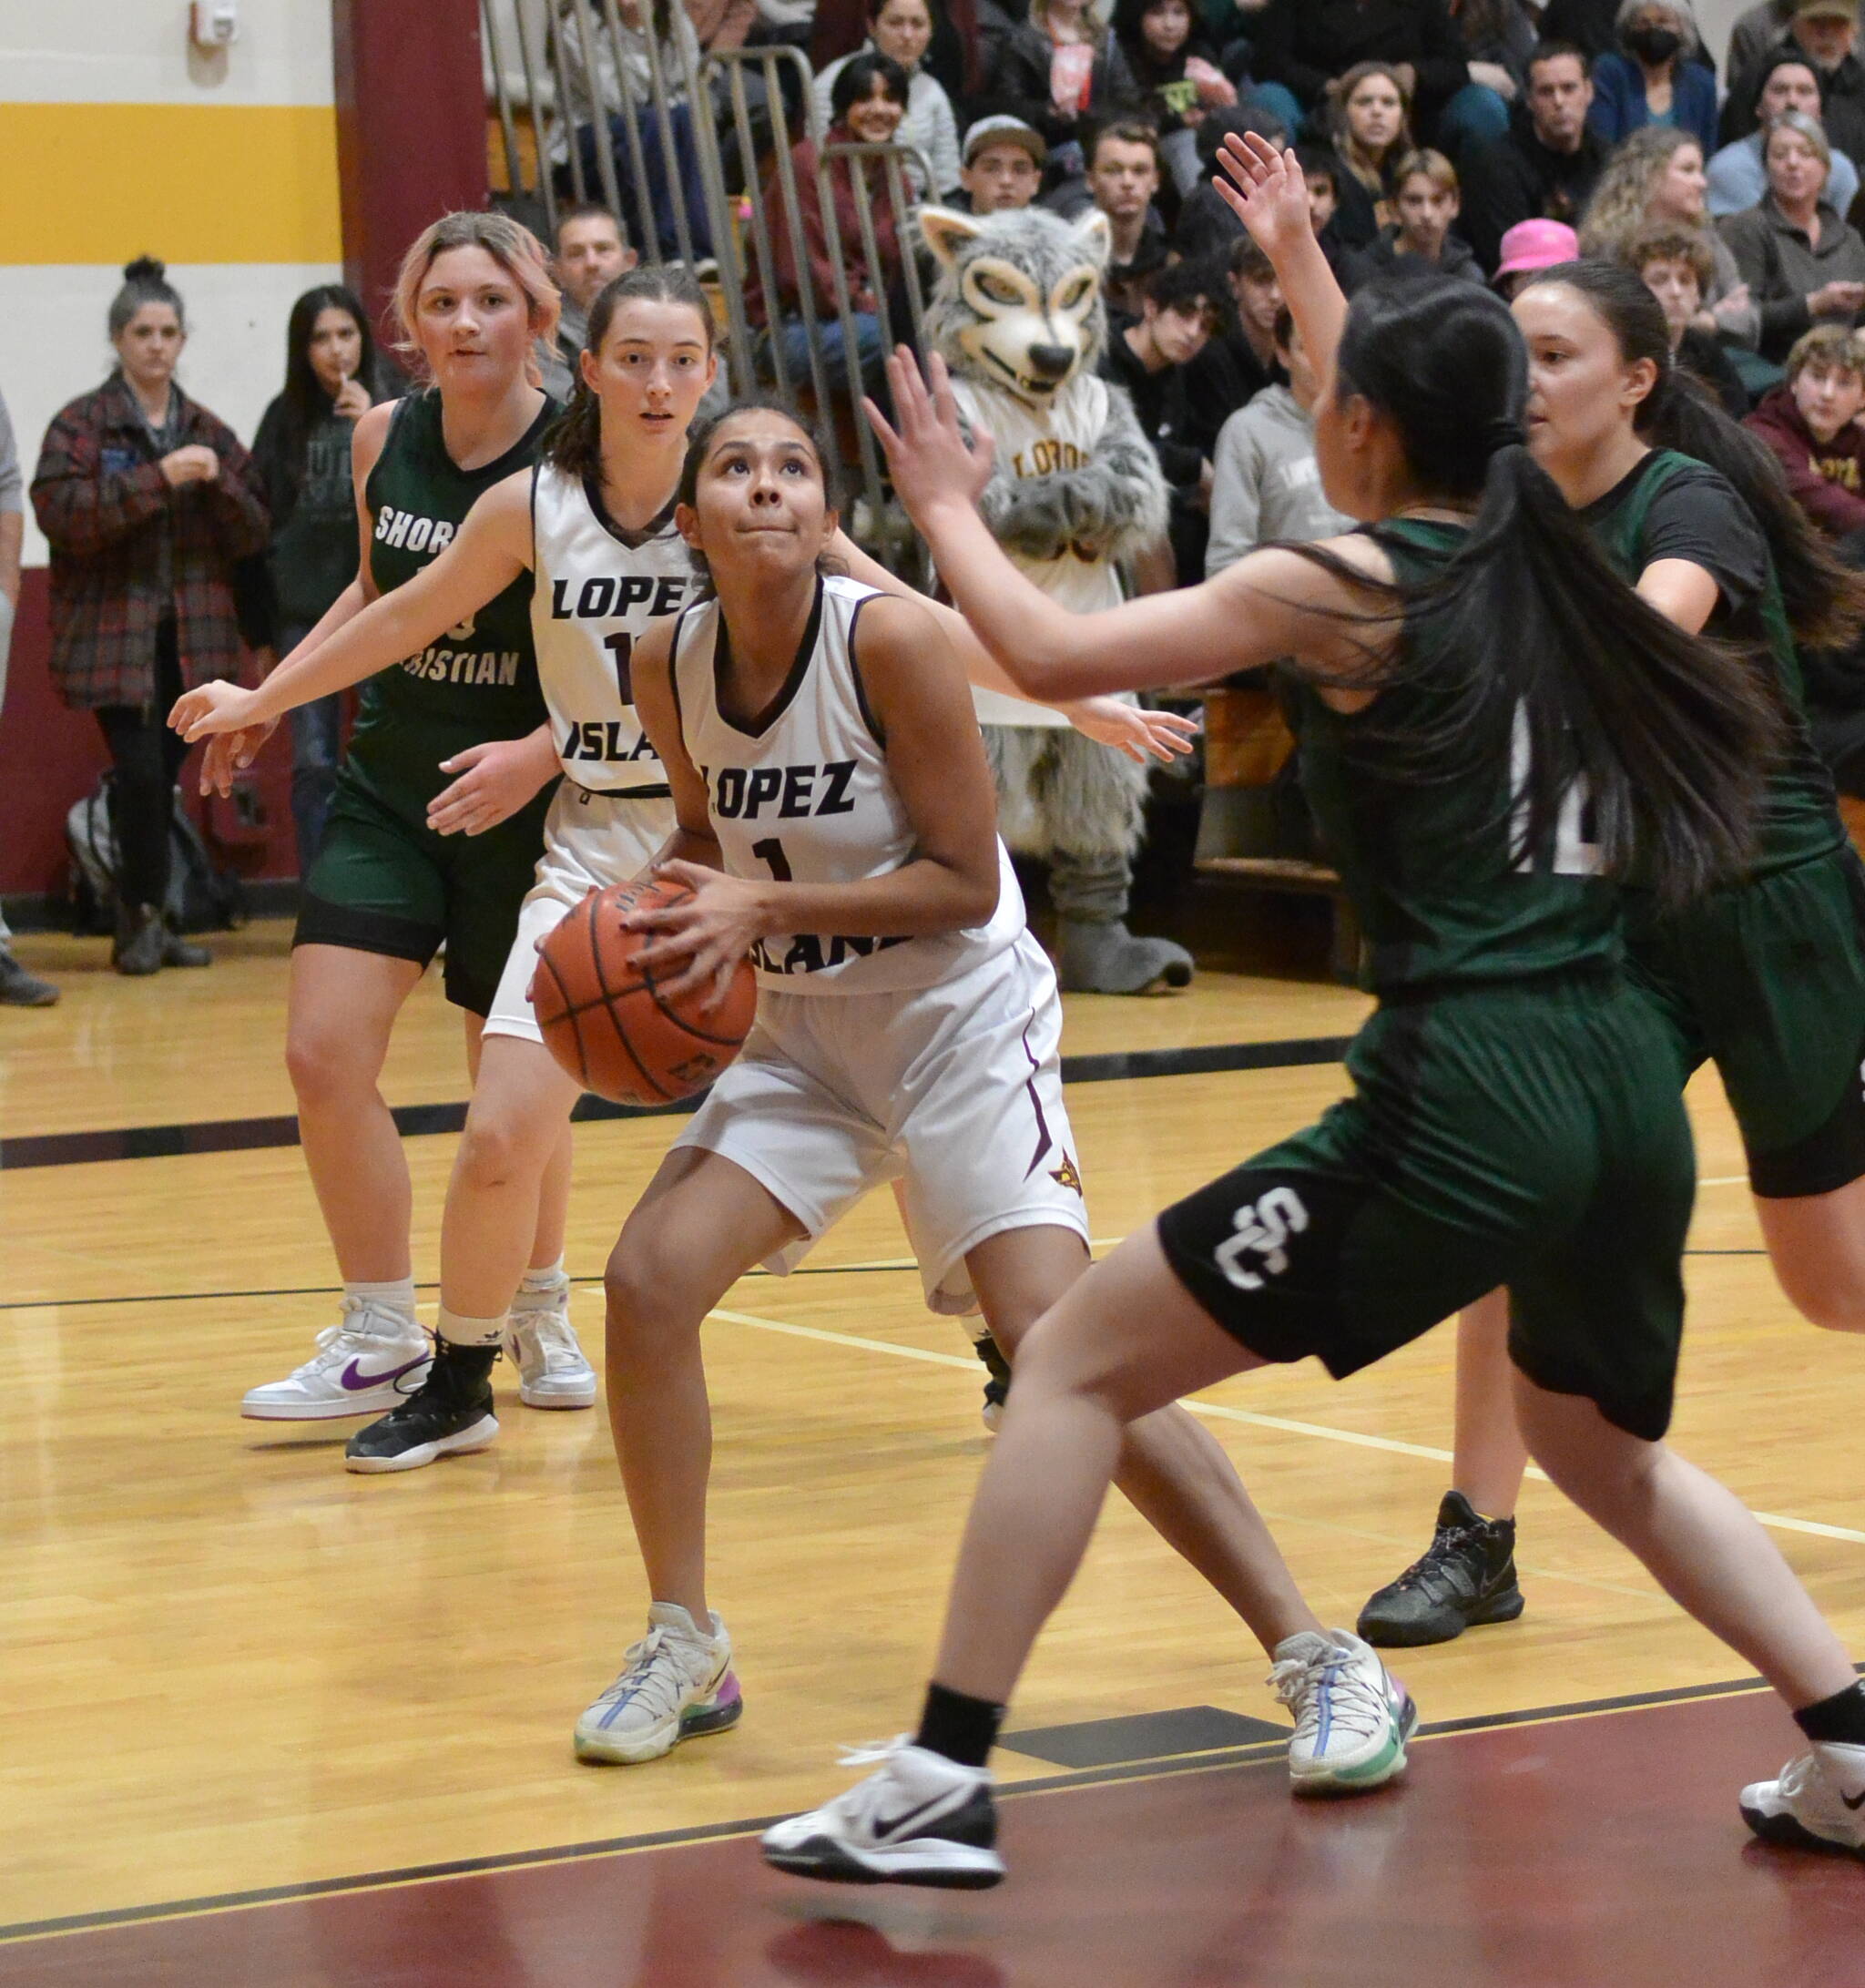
[428,738,545,837]
[1063,698,1201,763]
[627,858,764,1010]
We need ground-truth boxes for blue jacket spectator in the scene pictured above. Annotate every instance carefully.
[1588,3,1718,156]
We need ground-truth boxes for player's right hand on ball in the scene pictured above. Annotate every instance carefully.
[627,860,769,1011]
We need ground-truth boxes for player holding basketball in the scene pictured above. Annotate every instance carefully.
[760,150,1865,1887]
[178,269,1193,1473]
[168,213,593,1433]
[1356,270,1865,1649]
[572,397,1421,1793]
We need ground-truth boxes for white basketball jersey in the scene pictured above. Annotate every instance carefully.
[949,372,1123,729]
[672,574,1024,994]
[529,463,698,791]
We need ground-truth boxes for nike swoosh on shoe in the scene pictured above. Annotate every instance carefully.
[341,1355,429,1392]
[872,1791,963,1839]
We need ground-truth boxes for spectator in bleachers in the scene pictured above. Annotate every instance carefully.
[953,115,1046,210]
[1113,0,1236,196]
[31,258,268,976]
[1725,0,1799,107]
[1581,126,1760,345]
[745,52,908,388]
[553,0,716,264]
[1539,0,1621,57]
[1205,303,1351,576]
[1626,221,1754,413]
[1344,146,1486,285]
[814,0,963,199]
[1171,103,1291,257]
[538,204,637,399]
[1719,109,1865,361]
[1251,0,1510,158]
[1098,257,1219,578]
[1490,213,1581,294]
[1458,41,1606,271]
[1708,50,1860,215]
[815,0,987,104]
[1325,60,1415,252]
[1063,121,1170,312]
[1450,0,1539,108]
[1177,229,1284,460]
[240,286,392,872]
[1725,0,1865,167]
[1586,2,1717,155]
[0,382,55,1007]
[988,0,1139,175]
[1746,321,1865,530]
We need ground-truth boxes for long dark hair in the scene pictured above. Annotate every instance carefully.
[277,285,379,483]
[540,262,714,484]
[1523,260,1865,651]
[1292,275,1780,904]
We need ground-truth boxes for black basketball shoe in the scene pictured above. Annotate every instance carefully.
[1356,1491,1525,1647]
[345,1341,499,1474]
[973,1330,1011,1431]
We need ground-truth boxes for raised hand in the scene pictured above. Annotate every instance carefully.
[1213,131,1314,260]
[1062,698,1201,763]
[864,349,996,530]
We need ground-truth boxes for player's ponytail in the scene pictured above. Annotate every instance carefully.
[1285,274,1782,905]
[541,263,716,484]
[1523,260,1865,653]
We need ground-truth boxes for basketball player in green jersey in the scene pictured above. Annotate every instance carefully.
[760,145,1865,1886]
[182,213,597,1424]
[1359,266,1865,1652]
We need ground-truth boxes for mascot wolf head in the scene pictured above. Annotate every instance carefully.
[919,206,1112,408]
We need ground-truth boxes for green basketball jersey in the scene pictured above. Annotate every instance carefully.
[347,389,556,817]
[1586,448,1842,878]
[1289,518,1622,994]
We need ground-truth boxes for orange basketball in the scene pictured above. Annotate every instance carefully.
[530,878,758,1106]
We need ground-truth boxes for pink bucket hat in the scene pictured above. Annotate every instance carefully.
[1493,218,1580,284]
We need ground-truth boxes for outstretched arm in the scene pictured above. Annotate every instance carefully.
[171,469,533,740]
[1213,132,1348,389]
[869,350,1391,701]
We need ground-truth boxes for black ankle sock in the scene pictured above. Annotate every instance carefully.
[1794,1679,1865,1747]
[915,1682,1004,1769]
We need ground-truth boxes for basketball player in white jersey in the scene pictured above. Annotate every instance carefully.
[570,400,1410,1786]
[178,269,1197,1473]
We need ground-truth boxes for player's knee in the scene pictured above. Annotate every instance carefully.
[1785,1279,1865,1334]
[285,1023,367,1108]
[455,1107,548,1196]
[603,1235,696,1352]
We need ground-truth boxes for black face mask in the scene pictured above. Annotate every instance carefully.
[1626,25,1683,63]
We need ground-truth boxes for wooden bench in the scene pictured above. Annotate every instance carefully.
[1194,686,1362,982]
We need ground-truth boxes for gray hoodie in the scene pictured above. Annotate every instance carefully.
[1206,384,1352,579]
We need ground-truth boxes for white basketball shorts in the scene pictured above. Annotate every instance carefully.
[483,781,678,1044]
[672,929,1089,1312]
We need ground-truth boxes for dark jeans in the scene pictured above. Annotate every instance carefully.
[574,103,716,261]
[94,620,189,912]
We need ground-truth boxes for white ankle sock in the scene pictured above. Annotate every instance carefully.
[345,1277,417,1322]
[520,1256,568,1297]
[437,1304,507,1349]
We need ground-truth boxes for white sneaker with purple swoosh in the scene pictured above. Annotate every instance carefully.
[1741,1739,1865,1859]
[761,1739,1004,1889]
[239,1300,433,1420]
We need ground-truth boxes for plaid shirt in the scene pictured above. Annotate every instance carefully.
[31,373,270,710]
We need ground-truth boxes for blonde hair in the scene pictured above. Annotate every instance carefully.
[1332,61,1413,194]
[1032,0,1113,38]
[1787,322,1865,385]
[391,210,561,387]
[1579,126,1701,262]
[1393,148,1458,197]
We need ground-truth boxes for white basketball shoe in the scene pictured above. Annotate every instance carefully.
[504,1278,596,1409]
[1269,1627,1419,1794]
[240,1300,432,1420]
[762,1739,1004,1889]
[574,1604,742,1763]
[1741,1740,1865,1859]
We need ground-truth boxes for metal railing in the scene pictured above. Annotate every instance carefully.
[483,0,926,556]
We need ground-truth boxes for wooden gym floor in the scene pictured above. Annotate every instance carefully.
[3,912,1863,1982]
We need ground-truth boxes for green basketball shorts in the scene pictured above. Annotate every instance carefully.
[1157,972,1696,1443]
[1627,848,1865,1200]
[294,767,554,1017]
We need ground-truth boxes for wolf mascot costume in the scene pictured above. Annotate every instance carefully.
[919,203,1194,994]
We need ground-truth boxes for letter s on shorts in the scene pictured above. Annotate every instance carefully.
[1212,1186,1310,1291]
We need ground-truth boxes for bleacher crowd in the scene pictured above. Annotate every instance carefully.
[12,0,1865,1010]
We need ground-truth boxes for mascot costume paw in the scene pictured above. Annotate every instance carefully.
[919,204,1194,995]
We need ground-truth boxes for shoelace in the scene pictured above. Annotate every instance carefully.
[595,1627,708,1722]
[517,1310,583,1372]
[1387,1523,1486,1599]
[1269,1646,1389,1745]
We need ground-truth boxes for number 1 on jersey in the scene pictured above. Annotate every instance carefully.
[605,632,633,705]
[752,837,793,882]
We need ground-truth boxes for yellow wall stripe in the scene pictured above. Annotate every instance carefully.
[0,103,341,265]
